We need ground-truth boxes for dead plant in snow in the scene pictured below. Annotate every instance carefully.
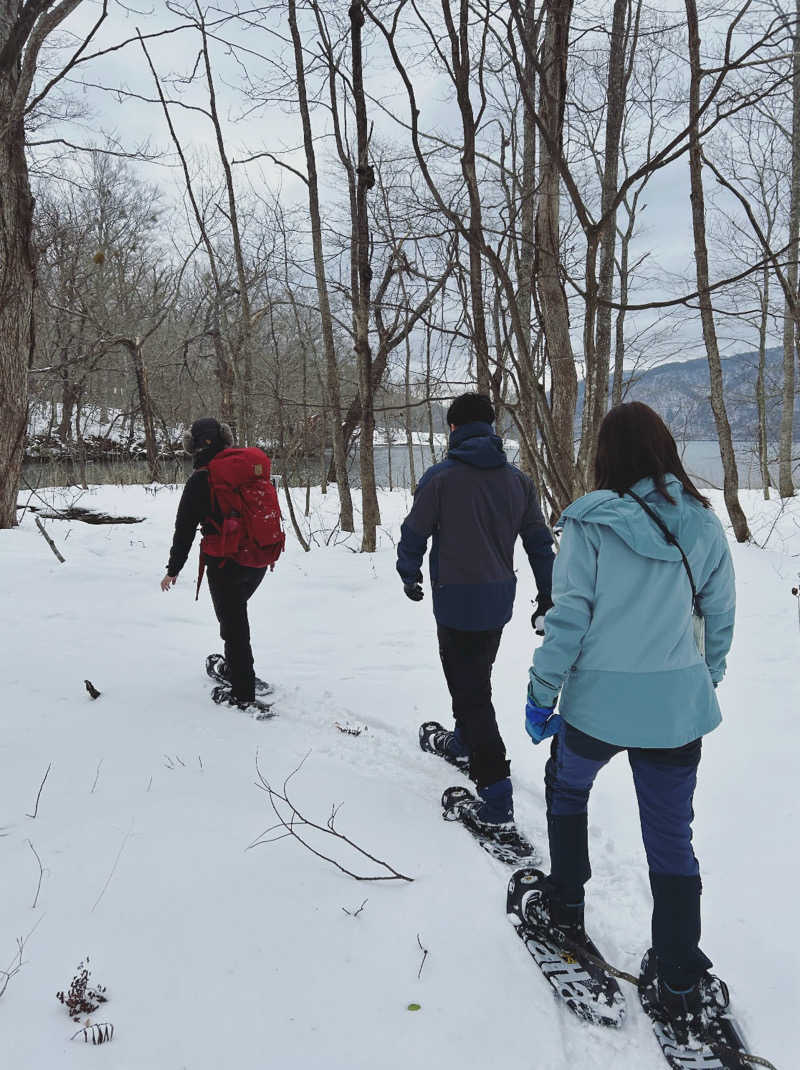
[57,958,107,1021]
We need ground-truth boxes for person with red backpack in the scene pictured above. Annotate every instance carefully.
[160,417,285,714]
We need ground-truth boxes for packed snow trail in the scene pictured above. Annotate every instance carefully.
[0,485,794,1069]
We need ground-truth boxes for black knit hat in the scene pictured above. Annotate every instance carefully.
[182,418,234,455]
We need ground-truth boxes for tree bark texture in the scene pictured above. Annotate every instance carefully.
[0,9,35,528]
[577,0,629,480]
[779,0,800,498]
[535,0,578,506]
[441,0,491,394]
[288,0,354,531]
[350,0,380,552]
[684,0,749,541]
[757,266,771,500]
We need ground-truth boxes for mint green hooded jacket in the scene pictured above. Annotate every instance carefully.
[529,475,736,748]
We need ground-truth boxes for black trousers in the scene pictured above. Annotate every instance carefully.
[436,624,509,788]
[206,558,267,702]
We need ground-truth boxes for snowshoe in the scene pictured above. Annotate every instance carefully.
[206,654,273,697]
[507,867,625,1028]
[639,948,750,1069]
[210,684,275,720]
[419,721,470,773]
[441,785,539,865]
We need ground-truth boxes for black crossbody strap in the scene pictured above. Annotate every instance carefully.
[625,489,698,606]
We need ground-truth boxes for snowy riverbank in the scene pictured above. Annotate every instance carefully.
[0,484,796,1068]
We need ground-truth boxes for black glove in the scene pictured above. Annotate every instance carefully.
[532,594,553,635]
[404,583,424,602]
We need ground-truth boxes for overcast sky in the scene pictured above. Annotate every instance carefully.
[40,0,776,370]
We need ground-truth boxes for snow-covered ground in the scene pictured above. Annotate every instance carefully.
[1,484,796,1069]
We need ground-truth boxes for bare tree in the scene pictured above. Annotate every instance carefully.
[0,0,88,528]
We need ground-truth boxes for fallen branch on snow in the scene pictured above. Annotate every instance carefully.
[249,751,413,883]
[26,762,52,819]
[0,940,24,999]
[35,517,65,563]
[27,840,44,909]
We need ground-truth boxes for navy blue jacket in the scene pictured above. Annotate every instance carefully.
[396,422,554,630]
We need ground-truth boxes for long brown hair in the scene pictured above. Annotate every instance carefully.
[594,402,710,507]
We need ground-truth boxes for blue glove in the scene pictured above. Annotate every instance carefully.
[525,698,563,744]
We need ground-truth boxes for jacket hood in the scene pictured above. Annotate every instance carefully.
[558,475,706,562]
[448,422,507,469]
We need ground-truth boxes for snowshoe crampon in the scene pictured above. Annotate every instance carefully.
[441,786,539,865]
[506,866,626,1028]
[419,721,470,773]
[210,684,275,721]
[639,948,751,1069]
[206,654,273,697]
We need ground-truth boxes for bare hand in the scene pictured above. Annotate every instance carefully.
[161,574,177,592]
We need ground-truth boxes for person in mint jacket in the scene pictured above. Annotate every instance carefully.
[523,402,736,1040]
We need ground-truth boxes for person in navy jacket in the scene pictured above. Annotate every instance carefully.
[397,393,554,828]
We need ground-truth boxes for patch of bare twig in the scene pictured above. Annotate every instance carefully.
[0,940,24,1000]
[417,934,429,979]
[34,517,66,563]
[27,840,44,909]
[342,898,368,917]
[249,751,413,883]
[90,760,103,793]
[91,825,133,913]
[26,762,52,819]
[0,919,42,1000]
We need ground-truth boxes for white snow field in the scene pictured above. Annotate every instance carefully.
[1,482,797,1069]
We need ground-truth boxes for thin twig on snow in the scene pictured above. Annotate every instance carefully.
[249,751,413,883]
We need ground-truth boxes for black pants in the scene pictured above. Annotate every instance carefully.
[206,558,267,702]
[436,624,509,788]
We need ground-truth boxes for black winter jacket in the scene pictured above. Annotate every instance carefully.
[166,469,223,576]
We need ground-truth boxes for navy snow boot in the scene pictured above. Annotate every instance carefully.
[477,777,514,823]
[457,778,515,839]
[515,868,586,945]
[419,721,470,772]
[656,970,731,1047]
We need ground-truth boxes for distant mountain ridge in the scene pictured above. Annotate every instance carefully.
[580,346,799,440]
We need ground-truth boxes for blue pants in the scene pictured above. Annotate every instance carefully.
[545,721,712,989]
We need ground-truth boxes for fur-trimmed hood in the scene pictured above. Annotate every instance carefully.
[182,418,234,455]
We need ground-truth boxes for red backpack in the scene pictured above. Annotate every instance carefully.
[200,447,285,571]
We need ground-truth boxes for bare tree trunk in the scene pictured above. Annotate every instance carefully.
[288,0,354,532]
[757,268,771,500]
[350,0,380,552]
[780,0,800,498]
[319,400,328,494]
[577,0,629,478]
[0,0,85,528]
[515,0,540,477]
[0,51,34,527]
[404,334,417,494]
[442,0,491,393]
[611,205,635,406]
[124,337,161,483]
[426,326,437,462]
[59,357,79,442]
[685,0,749,541]
[535,0,578,506]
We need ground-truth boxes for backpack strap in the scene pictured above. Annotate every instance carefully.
[625,489,699,608]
